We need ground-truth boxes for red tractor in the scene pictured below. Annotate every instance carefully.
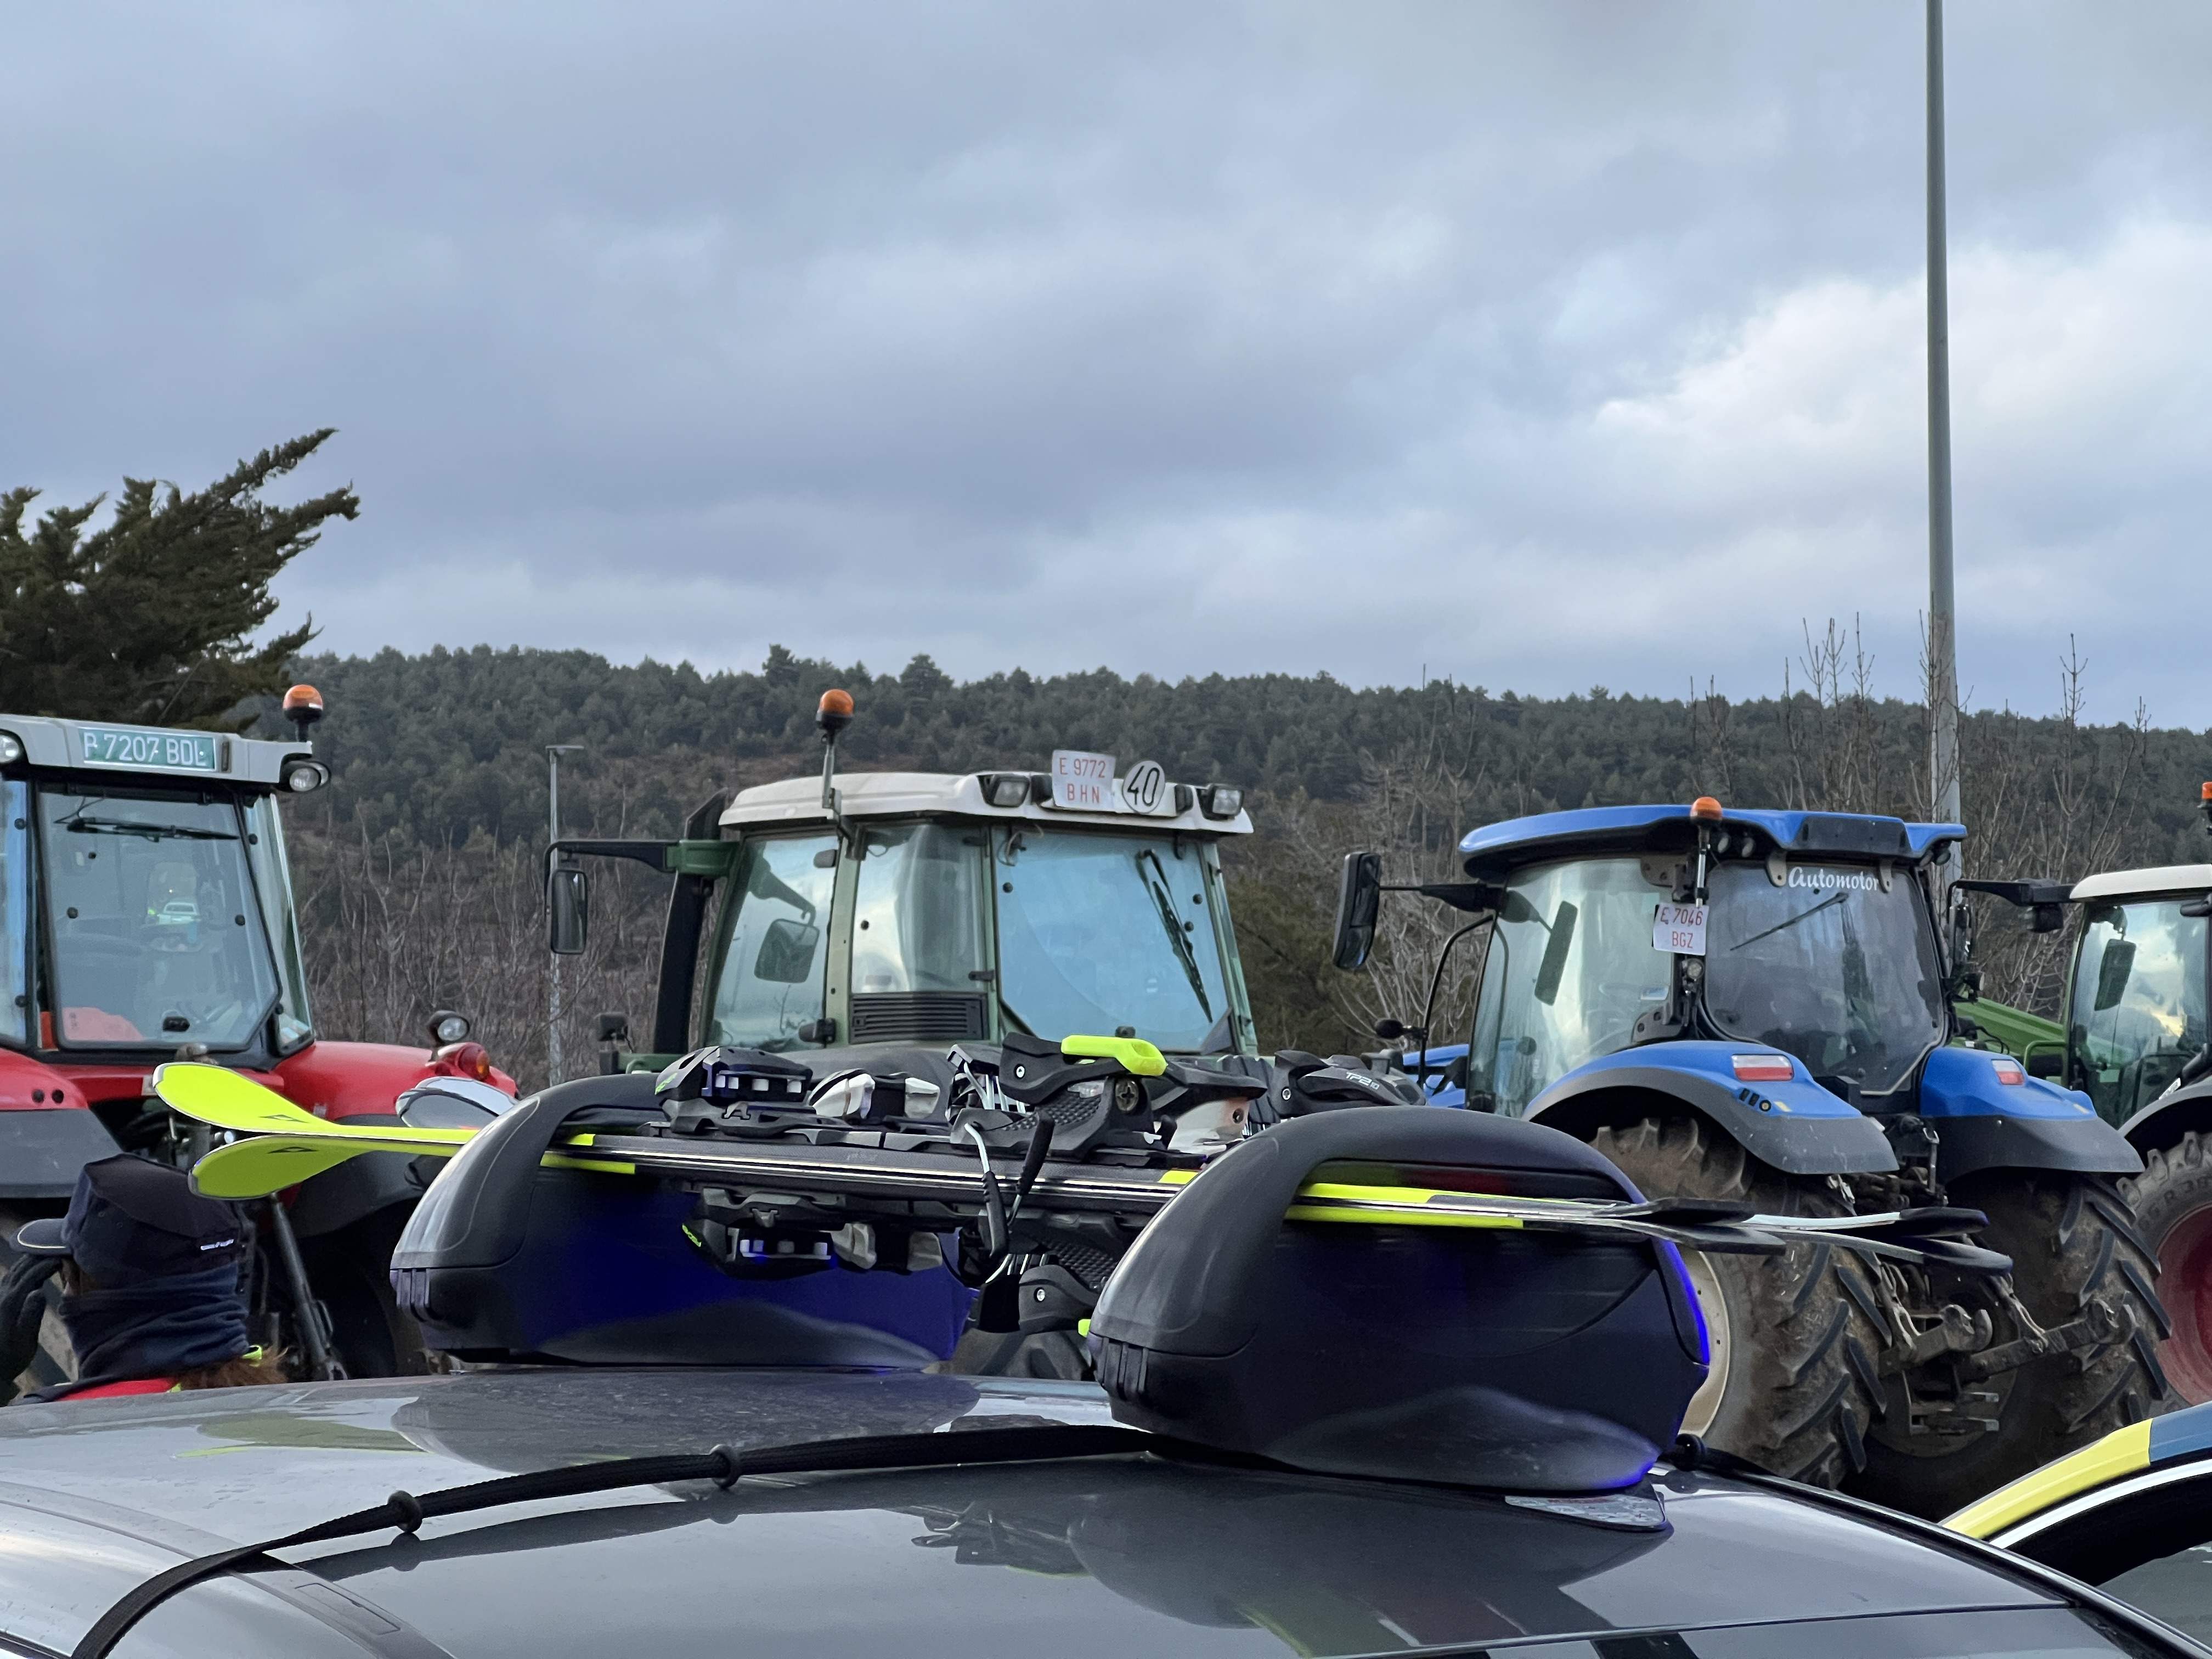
[0,687,514,1387]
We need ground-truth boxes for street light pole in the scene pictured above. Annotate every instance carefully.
[1926,0,1962,837]
[546,743,585,1083]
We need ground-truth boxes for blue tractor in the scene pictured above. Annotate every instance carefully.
[1334,798,2168,1518]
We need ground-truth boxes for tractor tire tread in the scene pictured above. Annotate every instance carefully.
[1593,1116,1881,1488]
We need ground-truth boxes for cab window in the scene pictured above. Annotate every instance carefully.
[0,781,25,1046]
[851,823,988,995]
[2073,900,2209,1122]
[706,834,836,1051]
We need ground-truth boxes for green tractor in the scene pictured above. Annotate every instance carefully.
[1962,788,2212,1402]
[546,692,1293,1372]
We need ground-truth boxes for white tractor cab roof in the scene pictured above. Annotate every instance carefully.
[2072,865,2212,904]
[720,769,1254,837]
[0,694,329,796]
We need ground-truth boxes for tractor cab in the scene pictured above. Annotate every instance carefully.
[0,714,326,1076]
[555,692,1258,1080]
[2055,866,2212,1124]
[1348,801,1961,1115]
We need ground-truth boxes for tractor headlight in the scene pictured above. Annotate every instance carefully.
[283,759,331,793]
[977,772,1031,809]
[0,732,21,766]
[1198,786,1243,820]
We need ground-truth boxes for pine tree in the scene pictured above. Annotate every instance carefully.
[0,431,357,727]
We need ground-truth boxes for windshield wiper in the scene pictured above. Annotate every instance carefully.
[1137,850,1212,1018]
[63,815,236,842]
[75,1422,1147,1659]
[1726,892,1845,952]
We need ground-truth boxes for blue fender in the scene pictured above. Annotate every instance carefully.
[1917,1047,2141,1182]
[1527,1041,1897,1177]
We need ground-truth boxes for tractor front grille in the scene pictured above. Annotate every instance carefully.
[849,992,988,1044]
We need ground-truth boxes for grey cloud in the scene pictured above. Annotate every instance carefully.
[5,2,2211,725]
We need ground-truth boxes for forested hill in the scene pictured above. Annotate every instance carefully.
[270,643,2211,856]
[266,643,2208,1069]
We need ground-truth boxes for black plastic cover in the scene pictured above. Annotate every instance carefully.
[0,1107,122,1199]
[1088,1106,1707,1492]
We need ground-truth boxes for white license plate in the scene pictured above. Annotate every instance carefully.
[1048,749,1115,811]
[1653,902,1708,956]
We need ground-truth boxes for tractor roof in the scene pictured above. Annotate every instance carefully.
[2072,864,2212,904]
[0,712,314,791]
[1459,803,1964,874]
[720,770,1252,837]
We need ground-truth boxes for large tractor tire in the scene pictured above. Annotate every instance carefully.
[1593,1116,1883,1487]
[2120,1132,2212,1404]
[1851,1172,2169,1519]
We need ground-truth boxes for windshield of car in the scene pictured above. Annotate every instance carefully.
[2072,898,2208,1123]
[243,794,314,1051]
[1464,857,1670,1114]
[705,833,836,1051]
[35,787,283,1051]
[995,828,1228,1052]
[1703,860,1945,1097]
[0,781,27,1046]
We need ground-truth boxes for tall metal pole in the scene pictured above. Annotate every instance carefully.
[1926,0,1962,834]
[546,743,584,1083]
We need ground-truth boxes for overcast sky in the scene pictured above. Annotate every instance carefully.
[7,3,2209,724]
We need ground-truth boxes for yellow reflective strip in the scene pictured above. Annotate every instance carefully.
[1059,1034,1167,1076]
[1946,1419,2152,1538]
[1157,1169,1199,1186]
[1285,1203,1524,1230]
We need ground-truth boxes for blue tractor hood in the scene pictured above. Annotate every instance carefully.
[1459,805,1965,878]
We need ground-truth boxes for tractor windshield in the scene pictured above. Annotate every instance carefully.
[36,786,285,1052]
[1464,857,1672,1114]
[996,827,1229,1052]
[1702,861,1945,1098]
[2072,898,2208,1122]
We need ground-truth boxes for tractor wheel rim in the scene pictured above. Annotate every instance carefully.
[2156,1203,2212,1406]
[1678,1249,1731,1439]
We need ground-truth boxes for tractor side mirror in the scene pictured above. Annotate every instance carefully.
[2031,904,2065,935]
[754,916,821,983]
[548,864,589,956]
[1533,901,1579,1006]
[1332,852,1383,972]
[2027,1050,2064,1079]
[2093,940,2136,1012]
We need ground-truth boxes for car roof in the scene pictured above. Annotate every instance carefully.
[1950,1400,2212,1542]
[1458,804,1965,873]
[0,1367,2069,1659]
[2072,865,2212,903]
